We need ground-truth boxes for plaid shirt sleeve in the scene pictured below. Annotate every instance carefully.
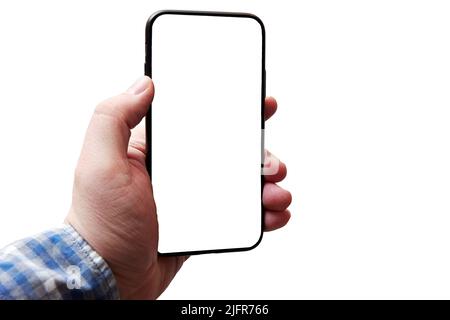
[0,224,119,300]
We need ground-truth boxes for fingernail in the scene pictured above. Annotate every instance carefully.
[127,76,151,95]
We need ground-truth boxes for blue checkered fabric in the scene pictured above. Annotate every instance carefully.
[0,224,119,299]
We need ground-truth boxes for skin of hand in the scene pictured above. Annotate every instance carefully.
[65,76,292,299]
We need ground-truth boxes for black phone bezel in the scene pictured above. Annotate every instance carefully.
[145,10,266,256]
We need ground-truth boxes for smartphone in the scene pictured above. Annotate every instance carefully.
[145,10,265,255]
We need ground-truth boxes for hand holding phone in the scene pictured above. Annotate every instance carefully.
[66,10,291,299]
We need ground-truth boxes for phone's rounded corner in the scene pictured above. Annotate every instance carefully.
[244,13,266,39]
[157,250,172,257]
[146,10,168,27]
[146,10,171,38]
[241,227,264,252]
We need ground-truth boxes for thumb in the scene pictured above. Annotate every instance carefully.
[79,76,154,168]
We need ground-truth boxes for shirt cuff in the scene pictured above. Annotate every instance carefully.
[0,224,120,299]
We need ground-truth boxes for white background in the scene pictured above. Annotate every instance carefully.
[0,0,450,299]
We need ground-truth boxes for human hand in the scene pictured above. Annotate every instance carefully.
[65,76,292,299]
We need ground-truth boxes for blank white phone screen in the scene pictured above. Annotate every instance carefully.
[149,13,263,254]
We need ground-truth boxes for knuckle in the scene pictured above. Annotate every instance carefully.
[94,98,117,118]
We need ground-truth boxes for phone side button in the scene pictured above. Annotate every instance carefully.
[263,68,266,97]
